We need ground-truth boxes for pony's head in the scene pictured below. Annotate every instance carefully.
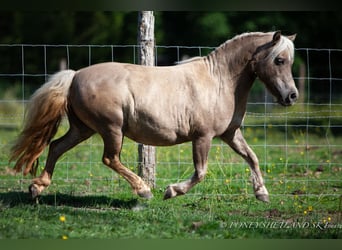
[251,31,298,106]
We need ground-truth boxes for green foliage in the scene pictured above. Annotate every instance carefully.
[2,11,342,47]
[196,13,230,44]
[1,11,342,100]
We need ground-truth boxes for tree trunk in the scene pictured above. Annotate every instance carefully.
[137,11,156,188]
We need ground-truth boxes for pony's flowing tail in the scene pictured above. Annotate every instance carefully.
[10,70,76,176]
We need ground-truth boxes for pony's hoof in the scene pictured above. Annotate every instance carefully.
[163,186,175,200]
[256,194,270,203]
[137,188,153,200]
[163,185,185,200]
[29,184,41,199]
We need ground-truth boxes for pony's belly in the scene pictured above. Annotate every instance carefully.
[124,127,191,146]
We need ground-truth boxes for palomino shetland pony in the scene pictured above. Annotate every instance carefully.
[10,31,298,202]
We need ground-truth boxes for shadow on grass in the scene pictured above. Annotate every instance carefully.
[0,191,139,210]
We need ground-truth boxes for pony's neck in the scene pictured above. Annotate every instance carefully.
[204,32,273,114]
[206,32,272,88]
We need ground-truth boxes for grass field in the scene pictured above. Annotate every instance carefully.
[0,104,341,239]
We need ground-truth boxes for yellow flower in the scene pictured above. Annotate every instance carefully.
[322,217,331,223]
[245,168,250,173]
[59,215,66,222]
[303,210,307,215]
[62,235,68,240]
[308,206,313,211]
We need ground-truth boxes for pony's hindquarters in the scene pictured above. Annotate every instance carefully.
[10,70,76,176]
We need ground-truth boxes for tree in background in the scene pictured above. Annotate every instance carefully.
[0,11,341,101]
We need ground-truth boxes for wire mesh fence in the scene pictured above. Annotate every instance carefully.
[0,44,341,199]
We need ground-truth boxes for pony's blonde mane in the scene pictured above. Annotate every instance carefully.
[211,32,268,53]
[176,56,203,65]
[210,31,294,61]
[177,32,295,65]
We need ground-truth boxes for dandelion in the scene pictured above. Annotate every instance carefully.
[267,169,271,174]
[225,179,230,184]
[308,206,313,212]
[322,217,331,223]
[303,210,307,215]
[59,215,66,223]
[279,157,283,161]
[300,151,304,156]
[62,235,68,240]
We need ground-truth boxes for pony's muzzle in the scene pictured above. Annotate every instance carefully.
[284,91,298,105]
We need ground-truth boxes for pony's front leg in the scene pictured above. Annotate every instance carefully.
[164,136,211,200]
[221,129,269,202]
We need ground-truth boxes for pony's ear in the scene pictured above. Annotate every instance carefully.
[287,34,297,41]
[272,31,282,44]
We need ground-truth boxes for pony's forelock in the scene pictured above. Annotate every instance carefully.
[267,35,295,61]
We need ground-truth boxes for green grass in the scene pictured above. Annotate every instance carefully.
[0,104,341,239]
[0,190,340,239]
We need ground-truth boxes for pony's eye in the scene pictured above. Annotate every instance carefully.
[274,57,285,66]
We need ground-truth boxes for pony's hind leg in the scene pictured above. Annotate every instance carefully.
[101,130,153,199]
[30,114,95,198]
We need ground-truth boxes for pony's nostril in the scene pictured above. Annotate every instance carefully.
[284,92,298,105]
[290,92,298,101]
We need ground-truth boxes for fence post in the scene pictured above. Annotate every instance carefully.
[137,11,156,188]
